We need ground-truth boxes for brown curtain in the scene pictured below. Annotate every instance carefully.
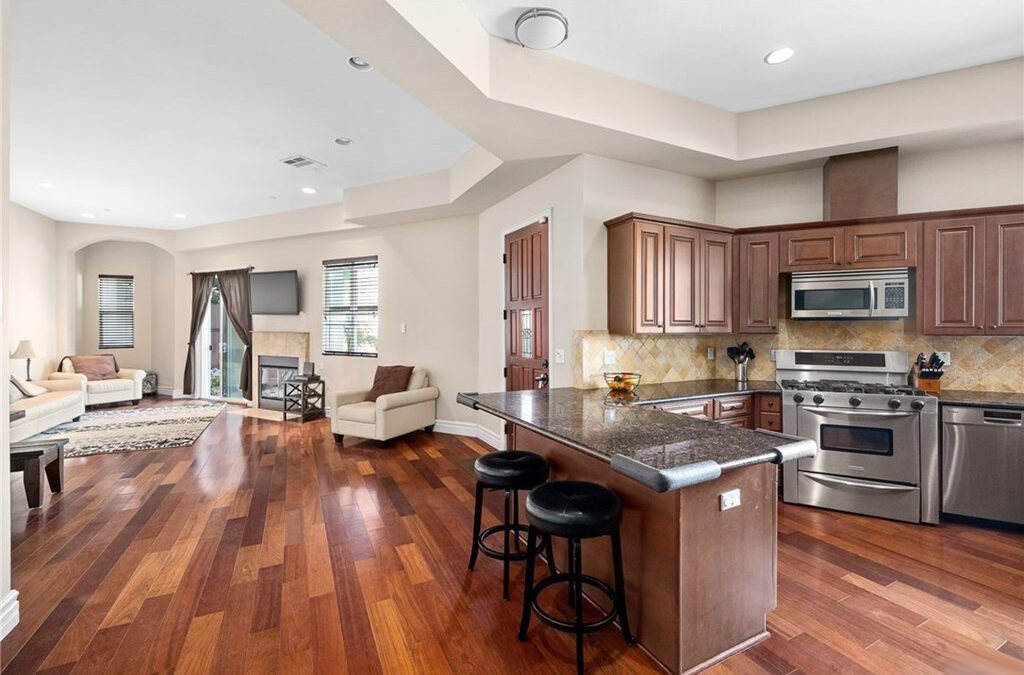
[182,272,216,396]
[217,269,254,401]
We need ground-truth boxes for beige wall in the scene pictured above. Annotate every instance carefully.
[715,167,823,227]
[174,215,479,423]
[75,240,175,383]
[7,203,57,378]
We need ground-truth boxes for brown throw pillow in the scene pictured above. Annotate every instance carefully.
[68,354,120,381]
[367,365,414,402]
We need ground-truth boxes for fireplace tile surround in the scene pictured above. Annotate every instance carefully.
[251,331,310,410]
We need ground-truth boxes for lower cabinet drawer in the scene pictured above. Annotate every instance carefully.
[757,412,782,431]
[759,394,781,413]
[796,471,920,523]
[717,416,752,429]
[715,395,752,419]
[657,398,712,419]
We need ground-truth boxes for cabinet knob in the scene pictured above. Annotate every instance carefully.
[990,325,997,329]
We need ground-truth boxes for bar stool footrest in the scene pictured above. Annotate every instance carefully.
[529,572,619,634]
[477,523,533,561]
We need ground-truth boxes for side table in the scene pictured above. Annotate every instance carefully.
[282,379,326,422]
[10,437,68,508]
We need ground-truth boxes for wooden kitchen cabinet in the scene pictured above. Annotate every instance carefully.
[780,221,919,272]
[606,215,732,335]
[656,398,712,419]
[755,393,783,432]
[734,231,779,333]
[922,217,986,335]
[984,213,1024,335]
[656,394,753,428]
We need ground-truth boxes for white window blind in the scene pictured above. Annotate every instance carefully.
[98,274,135,349]
[322,256,378,357]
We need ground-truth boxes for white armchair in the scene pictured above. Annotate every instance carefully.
[51,357,146,406]
[331,367,439,443]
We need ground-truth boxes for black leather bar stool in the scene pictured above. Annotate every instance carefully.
[518,480,634,675]
[469,451,556,599]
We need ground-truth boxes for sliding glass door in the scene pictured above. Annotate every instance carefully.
[203,279,245,400]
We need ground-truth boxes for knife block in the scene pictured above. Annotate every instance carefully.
[918,378,942,394]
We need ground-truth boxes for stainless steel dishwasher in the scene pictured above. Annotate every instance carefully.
[942,405,1024,525]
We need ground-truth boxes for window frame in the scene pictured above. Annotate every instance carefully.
[98,274,135,349]
[321,256,379,358]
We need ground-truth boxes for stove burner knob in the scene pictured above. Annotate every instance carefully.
[888,398,902,409]
[812,394,825,405]
[911,399,925,411]
[849,396,863,407]
[792,393,804,403]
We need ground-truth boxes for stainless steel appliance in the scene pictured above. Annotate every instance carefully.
[942,406,1024,525]
[790,268,910,319]
[777,350,939,524]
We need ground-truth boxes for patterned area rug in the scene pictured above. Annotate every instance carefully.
[35,403,226,458]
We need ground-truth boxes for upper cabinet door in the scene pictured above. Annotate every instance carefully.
[664,225,701,333]
[779,227,845,271]
[735,232,779,333]
[985,212,1024,335]
[845,222,919,268]
[700,231,733,333]
[633,222,665,333]
[922,217,986,335]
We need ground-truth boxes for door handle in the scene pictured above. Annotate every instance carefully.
[806,473,917,492]
[534,373,548,388]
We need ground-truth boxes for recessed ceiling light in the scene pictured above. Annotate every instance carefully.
[38,182,55,189]
[515,8,569,50]
[334,137,353,146]
[174,213,188,219]
[81,212,95,219]
[348,56,373,71]
[301,187,317,194]
[763,47,795,65]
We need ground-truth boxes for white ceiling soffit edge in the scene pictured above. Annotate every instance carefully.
[280,0,1023,180]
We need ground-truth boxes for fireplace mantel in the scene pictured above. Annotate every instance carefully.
[251,331,310,409]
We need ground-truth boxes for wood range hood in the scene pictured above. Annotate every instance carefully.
[823,146,898,220]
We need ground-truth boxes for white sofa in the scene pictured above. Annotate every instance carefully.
[50,359,145,406]
[10,379,86,443]
[331,367,440,443]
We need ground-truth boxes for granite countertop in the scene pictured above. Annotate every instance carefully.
[626,379,780,404]
[935,389,1024,409]
[457,383,815,493]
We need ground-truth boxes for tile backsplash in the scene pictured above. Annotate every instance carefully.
[574,321,1024,392]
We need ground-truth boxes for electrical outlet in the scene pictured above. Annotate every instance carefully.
[936,351,951,366]
[770,349,777,362]
[707,347,715,360]
[400,323,407,334]
[720,489,741,511]
[554,348,565,364]
[603,350,616,366]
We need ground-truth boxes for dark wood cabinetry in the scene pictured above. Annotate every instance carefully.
[922,217,987,335]
[985,213,1024,335]
[755,393,782,432]
[779,227,845,271]
[656,394,754,429]
[780,222,918,272]
[734,232,779,333]
[606,215,731,335]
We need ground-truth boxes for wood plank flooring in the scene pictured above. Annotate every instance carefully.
[4,398,1023,674]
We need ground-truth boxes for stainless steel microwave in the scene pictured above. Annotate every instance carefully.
[791,268,910,319]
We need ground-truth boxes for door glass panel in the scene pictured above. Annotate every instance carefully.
[208,280,244,399]
[794,288,871,310]
[520,310,533,358]
[820,424,894,456]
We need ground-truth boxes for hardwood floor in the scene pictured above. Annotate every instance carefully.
[4,398,1023,674]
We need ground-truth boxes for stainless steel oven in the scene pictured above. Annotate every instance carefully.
[797,407,921,484]
[791,268,910,319]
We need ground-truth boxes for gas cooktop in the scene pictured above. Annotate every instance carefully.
[780,379,926,396]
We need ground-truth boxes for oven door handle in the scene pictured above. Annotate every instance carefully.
[801,406,918,420]
[805,473,917,492]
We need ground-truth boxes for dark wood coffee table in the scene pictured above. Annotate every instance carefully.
[10,438,67,508]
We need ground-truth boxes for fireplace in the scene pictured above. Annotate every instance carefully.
[258,355,299,410]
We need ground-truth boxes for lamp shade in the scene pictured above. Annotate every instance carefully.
[11,339,41,360]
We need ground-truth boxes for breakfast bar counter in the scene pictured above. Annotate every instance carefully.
[458,386,815,674]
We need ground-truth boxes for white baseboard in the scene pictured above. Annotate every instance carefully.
[156,385,176,396]
[0,590,19,640]
[433,419,505,450]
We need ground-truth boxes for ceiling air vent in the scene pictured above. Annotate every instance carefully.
[280,154,327,170]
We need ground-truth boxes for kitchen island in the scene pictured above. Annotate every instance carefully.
[458,386,815,675]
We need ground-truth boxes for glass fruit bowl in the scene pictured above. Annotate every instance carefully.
[604,372,642,393]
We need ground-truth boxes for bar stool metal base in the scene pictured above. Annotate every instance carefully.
[526,572,620,635]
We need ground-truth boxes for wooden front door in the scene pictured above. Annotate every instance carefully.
[505,219,549,391]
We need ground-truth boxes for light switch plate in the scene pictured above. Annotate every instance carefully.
[554,348,565,364]
[936,351,951,366]
[400,323,407,334]
[707,347,715,360]
[770,349,777,362]
[720,489,741,511]
[603,350,616,366]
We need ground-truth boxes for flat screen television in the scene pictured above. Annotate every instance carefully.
[249,270,299,315]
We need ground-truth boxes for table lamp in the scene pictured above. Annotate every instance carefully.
[11,340,42,380]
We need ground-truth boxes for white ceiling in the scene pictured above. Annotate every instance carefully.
[11,0,473,229]
[462,0,1024,112]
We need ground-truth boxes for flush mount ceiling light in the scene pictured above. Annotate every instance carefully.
[80,212,95,219]
[301,186,317,194]
[174,213,187,219]
[334,137,353,146]
[763,47,795,65]
[38,182,55,189]
[515,8,569,50]
[347,56,373,71]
